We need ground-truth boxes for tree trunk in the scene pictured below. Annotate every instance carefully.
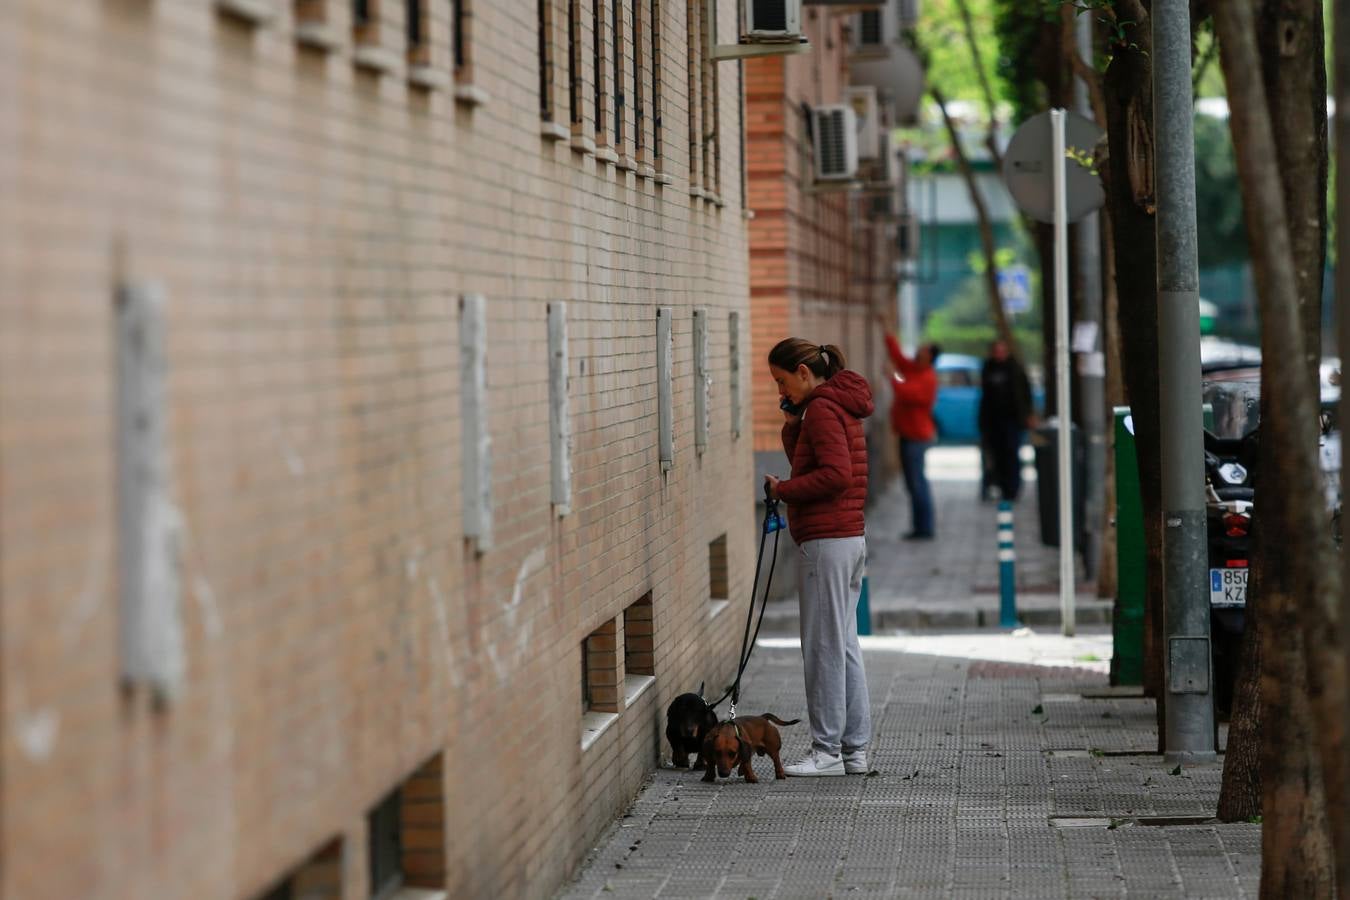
[1100,11,1166,738]
[1216,585,1261,821]
[932,86,1019,355]
[1213,0,1341,892]
[1098,212,1123,601]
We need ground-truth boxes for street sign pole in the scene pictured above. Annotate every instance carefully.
[1051,109,1075,637]
[1154,0,1216,763]
[1075,9,1106,583]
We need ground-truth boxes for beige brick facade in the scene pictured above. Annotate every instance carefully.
[0,1,754,897]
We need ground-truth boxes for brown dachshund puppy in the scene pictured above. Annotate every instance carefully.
[700,714,800,783]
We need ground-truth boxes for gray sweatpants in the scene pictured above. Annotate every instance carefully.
[796,536,871,756]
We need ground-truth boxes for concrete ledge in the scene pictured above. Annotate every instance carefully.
[638,165,656,179]
[216,0,274,25]
[294,21,339,50]
[391,889,448,900]
[407,65,449,90]
[353,45,399,74]
[541,121,571,142]
[595,147,619,165]
[709,599,731,620]
[580,710,619,751]
[654,173,674,186]
[570,134,596,155]
[623,674,656,706]
[454,84,489,107]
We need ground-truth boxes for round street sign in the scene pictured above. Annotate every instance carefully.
[1002,110,1106,224]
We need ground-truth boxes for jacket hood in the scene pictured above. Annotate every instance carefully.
[810,369,874,419]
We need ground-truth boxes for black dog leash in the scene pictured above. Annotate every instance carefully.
[710,482,785,718]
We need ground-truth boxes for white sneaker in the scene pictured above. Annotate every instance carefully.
[843,749,868,774]
[784,750,845,777]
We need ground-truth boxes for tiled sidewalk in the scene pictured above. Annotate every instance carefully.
[556,647,1258,899]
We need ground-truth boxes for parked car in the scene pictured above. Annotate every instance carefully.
[932,354,983,443]
[931,353,1045,444]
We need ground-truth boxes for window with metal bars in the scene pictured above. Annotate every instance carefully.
[612,0,624,150]
[633,0,644,158]
[406,0,422,48]
[686,0,700,185]
[451,0,466,75]
[539,0,552,119]
[569,0,581,124]
[651,0,663,162]
[354,0,372,27]
[858,9,882,45]
[592,0,603,134]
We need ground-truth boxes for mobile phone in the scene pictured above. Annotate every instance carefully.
[780,397,803,416]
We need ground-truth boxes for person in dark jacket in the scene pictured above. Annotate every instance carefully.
[978,340,1034,501]
[879,321,940,540]
[764,338,873,778]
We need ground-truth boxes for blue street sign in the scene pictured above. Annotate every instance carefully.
[998,266,1031,315]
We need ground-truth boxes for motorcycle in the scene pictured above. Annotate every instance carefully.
[1203,427,1255,716]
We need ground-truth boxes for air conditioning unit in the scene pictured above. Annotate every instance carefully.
[744,0,803,41]
[845,86,879,160]
[813,105,859,181]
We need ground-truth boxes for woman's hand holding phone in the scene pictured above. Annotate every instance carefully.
[780,396,802,423]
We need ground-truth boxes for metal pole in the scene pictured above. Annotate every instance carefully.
[1052,109,1075,637]
[1075,11,1106,581]
[1153,0,1216,763]
[998,500,1018,628]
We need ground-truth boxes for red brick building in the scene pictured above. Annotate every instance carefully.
[745,8,905,559]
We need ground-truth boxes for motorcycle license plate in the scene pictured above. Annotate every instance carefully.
[1210,568,1247,607]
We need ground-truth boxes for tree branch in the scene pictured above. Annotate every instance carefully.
[1060,2,1109,129]
[930,85,1018,356]
[954,0,1003,167]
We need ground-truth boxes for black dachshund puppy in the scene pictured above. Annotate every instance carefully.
[665,683,717,769]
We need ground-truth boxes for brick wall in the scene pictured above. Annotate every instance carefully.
[0,1,753,897]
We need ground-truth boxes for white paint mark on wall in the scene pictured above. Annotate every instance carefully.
[17,708,60,762]
[10,682,60,762]
[193,575,223,639]
[427,576,465,689]
[60,536,110,646]
[274,423,306,476]
[485,547,548,681]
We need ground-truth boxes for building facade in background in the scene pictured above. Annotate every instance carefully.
[0,1,754,897]
[745,6,908,588]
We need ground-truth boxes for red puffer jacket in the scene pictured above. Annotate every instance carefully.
[776,370,874,544]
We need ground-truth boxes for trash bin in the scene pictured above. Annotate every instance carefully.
[1034,419,1084,548]
[1111,407,1145,686]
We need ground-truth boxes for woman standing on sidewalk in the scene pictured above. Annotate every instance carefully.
[877,313,940,540]
[764,339,873,777]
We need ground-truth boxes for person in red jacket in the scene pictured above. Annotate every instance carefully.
[763,338,873,777]
[878,316,940,539]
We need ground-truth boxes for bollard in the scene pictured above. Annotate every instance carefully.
[856,558,872,636]
[998,501,1018,628]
